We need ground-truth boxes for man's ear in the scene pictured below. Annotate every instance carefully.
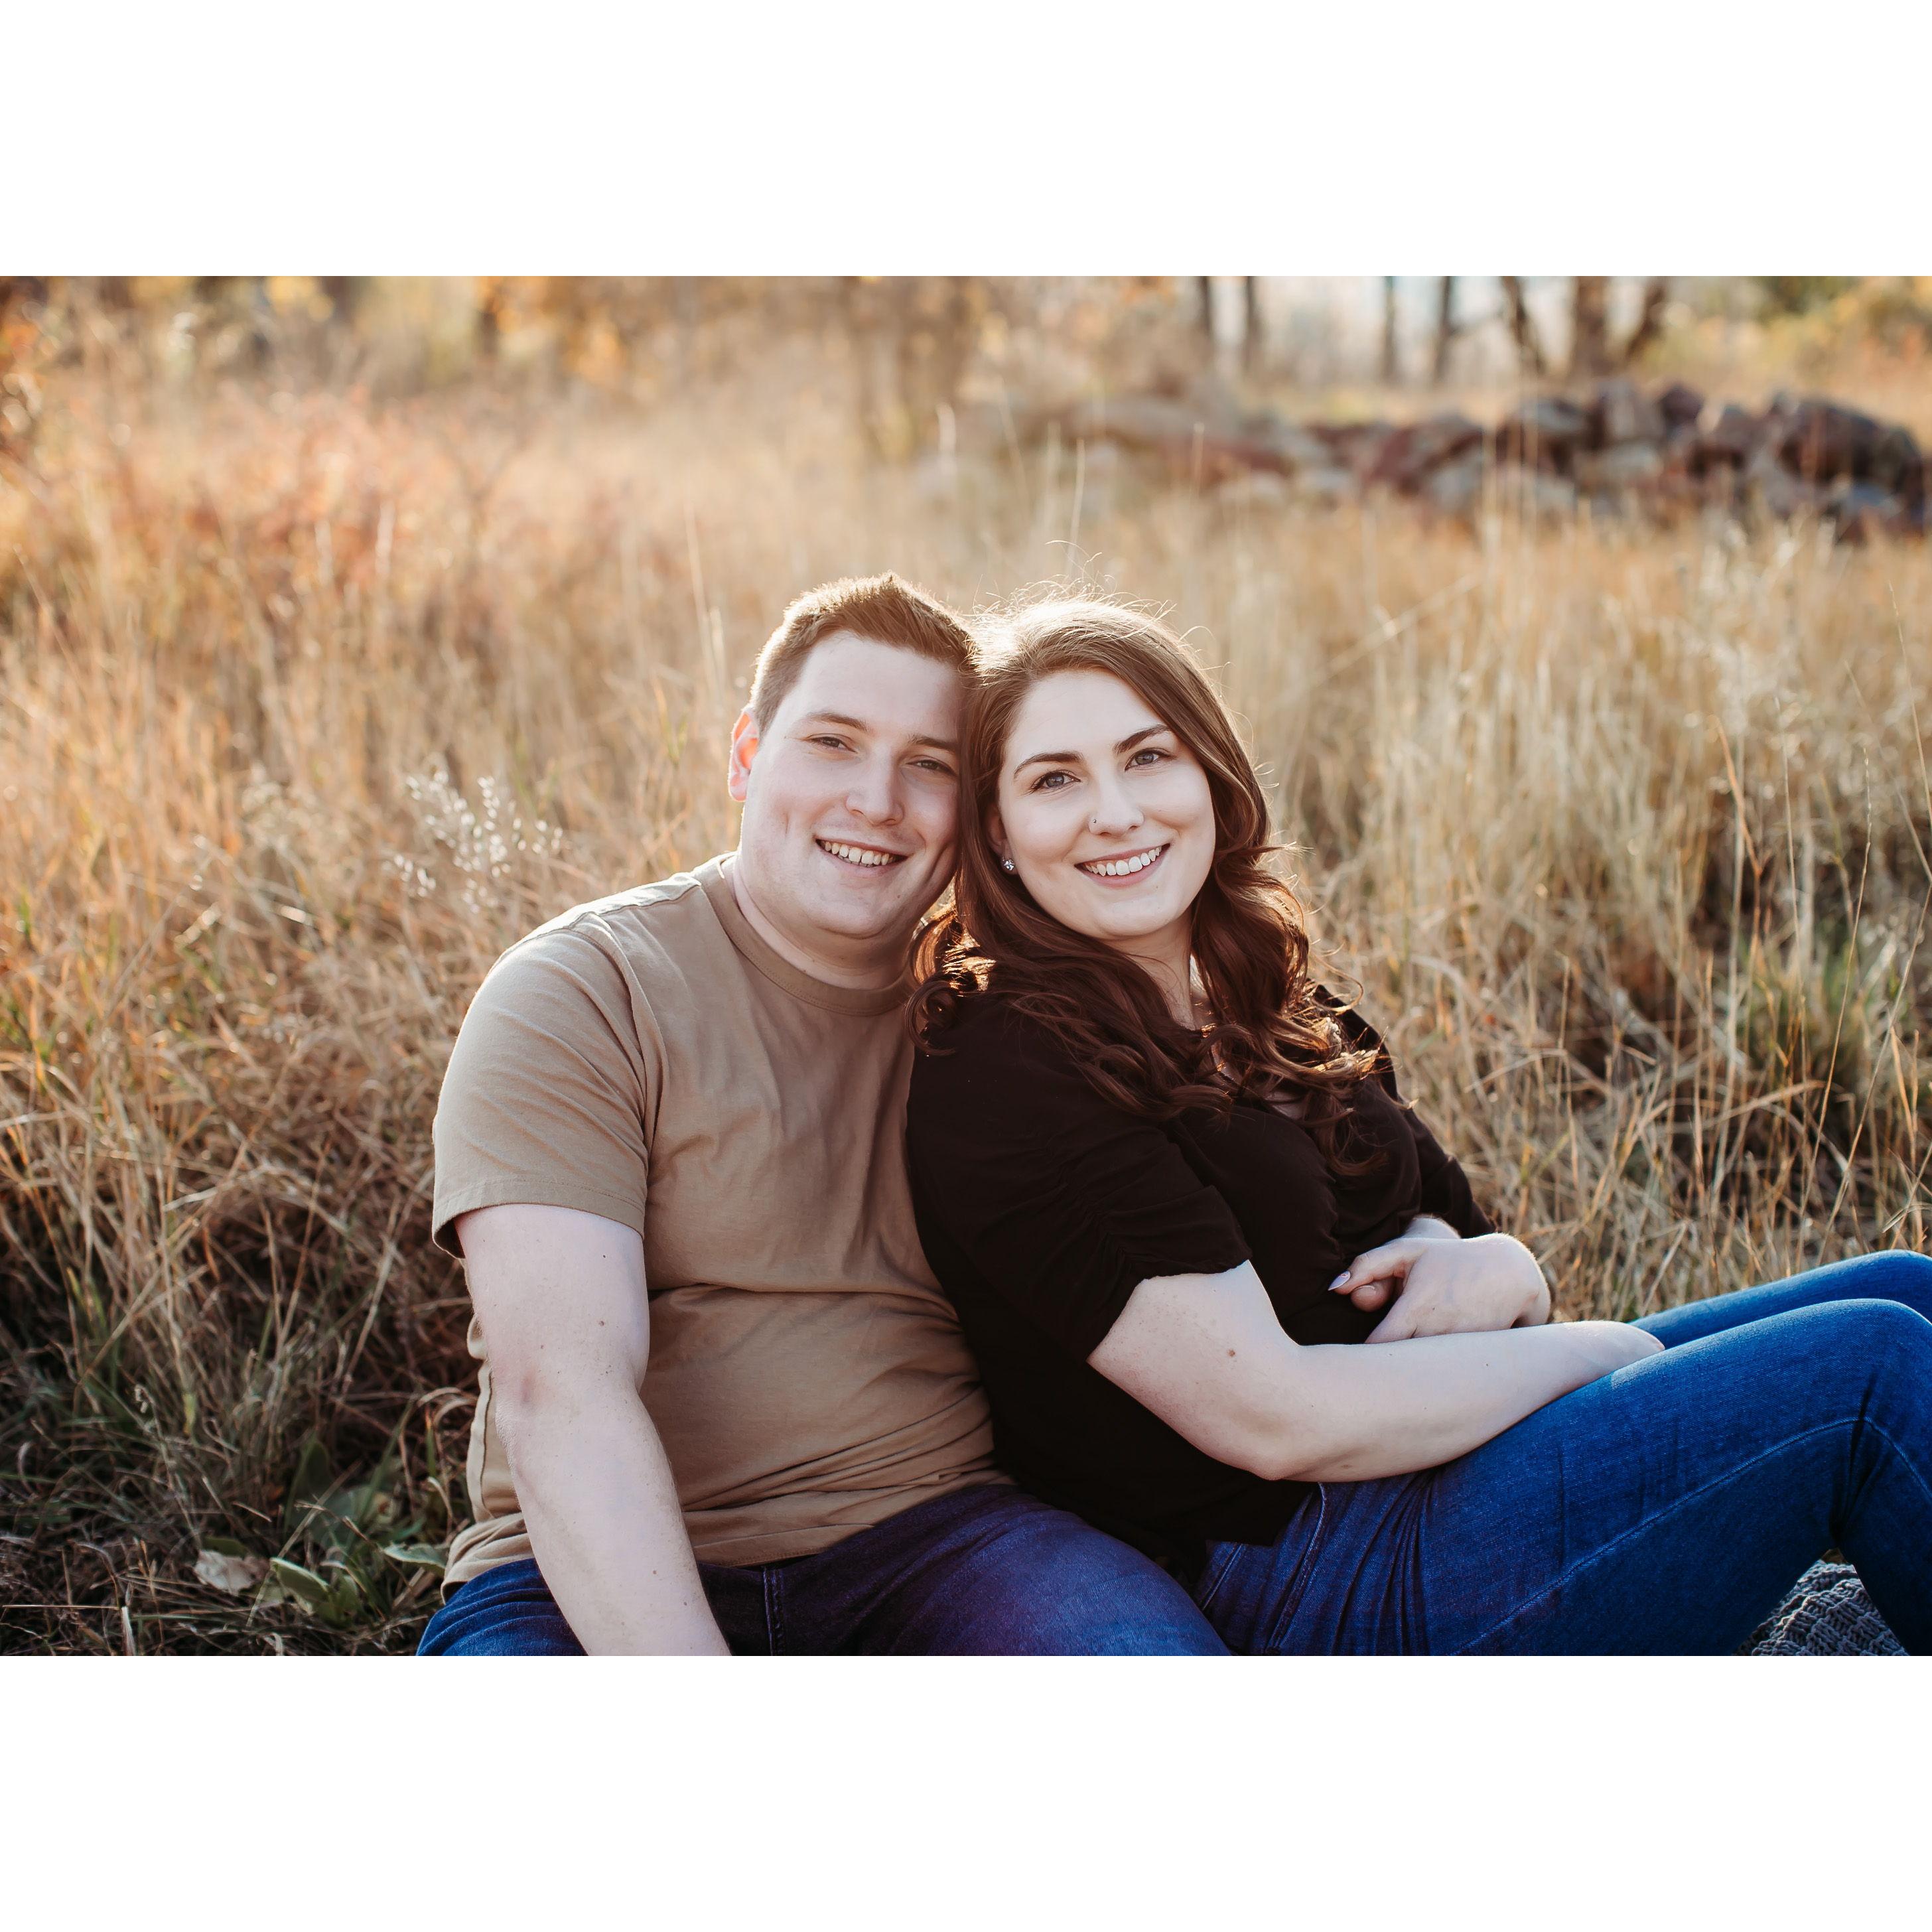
[727,707,760,802]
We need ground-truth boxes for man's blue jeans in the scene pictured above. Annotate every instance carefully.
[1196,1251,1932,1653]
[417,1482,1228,1655]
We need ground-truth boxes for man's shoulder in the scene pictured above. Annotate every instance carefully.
[486,859,730,984]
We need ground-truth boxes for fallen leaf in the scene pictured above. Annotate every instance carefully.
[194,1548,269,1594]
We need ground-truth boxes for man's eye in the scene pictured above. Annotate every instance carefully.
[910,758,955,776]
[810,736,851,751]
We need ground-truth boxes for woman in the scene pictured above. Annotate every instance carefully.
[906,597,1932,1655]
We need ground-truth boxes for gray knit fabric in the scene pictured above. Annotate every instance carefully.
[1743,1561,1904,1655]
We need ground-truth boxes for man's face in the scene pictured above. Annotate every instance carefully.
[728,632,963,968]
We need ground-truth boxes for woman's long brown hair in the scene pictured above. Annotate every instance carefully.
[910,596,1383,1165]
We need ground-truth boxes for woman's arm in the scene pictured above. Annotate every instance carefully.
[1088,1260,1659,1482]
[1335,1229,1554,1337]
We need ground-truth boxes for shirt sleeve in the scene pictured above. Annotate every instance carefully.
[431,922,659,1256]
[906,1004,1253,1361]
[1329,998,1496,1238]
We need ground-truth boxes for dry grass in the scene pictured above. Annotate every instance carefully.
[4,350,1929,1651]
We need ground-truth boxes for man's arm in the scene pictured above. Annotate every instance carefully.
[1088,1260,1659,1483]
[456,1203,729,1655]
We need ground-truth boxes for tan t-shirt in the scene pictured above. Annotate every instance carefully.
[432,855,1002,1588]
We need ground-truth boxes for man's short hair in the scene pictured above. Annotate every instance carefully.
[747,573,975,726]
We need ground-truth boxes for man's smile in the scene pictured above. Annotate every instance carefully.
[817,837,908,870]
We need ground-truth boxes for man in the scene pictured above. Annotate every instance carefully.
[416,573,1227,1653]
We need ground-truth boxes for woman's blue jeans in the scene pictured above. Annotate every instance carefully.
[1196,1251,1932,1653]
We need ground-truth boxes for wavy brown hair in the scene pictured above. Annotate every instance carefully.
[910,596,1383,1166]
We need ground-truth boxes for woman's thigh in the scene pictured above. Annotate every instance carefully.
[1210,1296,1932,1655]
[1637,1249,1932,1346]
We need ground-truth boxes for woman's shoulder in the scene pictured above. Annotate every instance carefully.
[908,991,1110,1130]
[913,989,1077,1082]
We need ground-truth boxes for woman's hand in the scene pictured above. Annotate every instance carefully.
[1330,1231,1553,1342]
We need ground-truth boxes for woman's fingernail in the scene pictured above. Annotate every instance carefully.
[1329,1274,1349,1290]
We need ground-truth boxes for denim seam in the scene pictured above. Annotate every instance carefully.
[1259,1484,1328,1652]
[1193,1541,1245,1614]
[764,1564,784,1655]
[1442,1415,1928,1655]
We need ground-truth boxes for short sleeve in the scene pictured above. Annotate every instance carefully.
[431,923,660,1256]
[1329,998,1495,1239]
[906,1004,1252,1361]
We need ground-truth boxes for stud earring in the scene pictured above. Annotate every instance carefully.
[1001,857,1016,873]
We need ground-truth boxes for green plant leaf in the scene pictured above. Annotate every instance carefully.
[283,1437,334,1536]
[319,1569,366,1628]
[265,1556,332,1610]
[380,1543,446,1572]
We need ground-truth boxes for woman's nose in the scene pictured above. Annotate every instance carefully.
[1087,775,1144,833]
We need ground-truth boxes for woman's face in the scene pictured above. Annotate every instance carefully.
[991,668,1217,957]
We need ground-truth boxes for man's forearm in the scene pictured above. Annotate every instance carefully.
[498,1390,729,1655]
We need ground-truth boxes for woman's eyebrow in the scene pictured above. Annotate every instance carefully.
[1013,722,1168,776]
[1012,746,1080,775]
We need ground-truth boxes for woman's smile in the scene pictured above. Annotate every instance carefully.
[1074,842,1170,884]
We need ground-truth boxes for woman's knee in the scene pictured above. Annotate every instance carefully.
[1801,1297,1932,1410]
[1843,1249,1932,1314]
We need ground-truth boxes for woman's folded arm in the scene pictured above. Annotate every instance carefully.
[1087,1261,1662,1483]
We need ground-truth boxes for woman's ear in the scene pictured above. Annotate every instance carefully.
[985,806,1009,865]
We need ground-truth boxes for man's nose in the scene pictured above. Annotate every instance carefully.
[845,756,904,825]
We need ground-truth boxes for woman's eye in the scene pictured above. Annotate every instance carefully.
[1030,770,1074,792]
[1129,746,1170,768]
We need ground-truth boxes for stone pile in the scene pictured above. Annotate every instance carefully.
[1039,381,1929,542]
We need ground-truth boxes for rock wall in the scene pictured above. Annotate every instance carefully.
[1030,381,1927,543]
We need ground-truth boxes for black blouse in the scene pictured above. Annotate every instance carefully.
[905,991,1494,1576]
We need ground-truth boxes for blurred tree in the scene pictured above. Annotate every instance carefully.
[1570,276,1672,376]
[1242,276,1261,373]
[316,277,364,324]
[1570,277,1612,377]
[1432,277,1464,383]
[843,277,988,458]
[1381,276,1400,383]
[1501,276,1547,376]
[1620,278,1671,368]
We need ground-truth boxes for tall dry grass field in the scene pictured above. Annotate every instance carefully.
[4,358,1929,1651]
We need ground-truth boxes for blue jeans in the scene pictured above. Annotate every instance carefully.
[417,1481,1229,1655]
[1196,1251,1932,1653]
